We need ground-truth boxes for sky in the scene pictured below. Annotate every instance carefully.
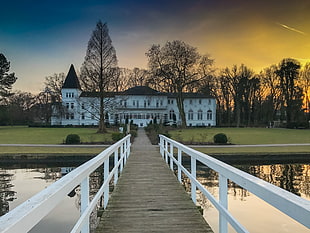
[1,0,310,93]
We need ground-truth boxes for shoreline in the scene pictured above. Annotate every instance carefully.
[0,152,309,165]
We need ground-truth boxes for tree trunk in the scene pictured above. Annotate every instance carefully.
[98,94,107,133]
[176,93,186,128]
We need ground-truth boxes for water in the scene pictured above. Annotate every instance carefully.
[191,163,310,233]
[0,161,309,232]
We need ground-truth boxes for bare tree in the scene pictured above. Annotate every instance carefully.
[146,40,211,127]
[300,63,310,122]
[127,68,149,87]
[275,58,302,126]
[43,73,65,103]
[80,21,118,133]
[220,64,255,127]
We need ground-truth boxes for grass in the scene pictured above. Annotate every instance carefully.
[0,146,106,154]
[0,126,114,144]
[169,127,310,145]
[0,126,115,154]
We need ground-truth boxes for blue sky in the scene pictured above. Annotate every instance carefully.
[1,0,310,93]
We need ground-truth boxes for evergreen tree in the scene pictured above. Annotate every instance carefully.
[0,53,17,103]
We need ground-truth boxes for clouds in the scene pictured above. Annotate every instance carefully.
[1,0,310,93]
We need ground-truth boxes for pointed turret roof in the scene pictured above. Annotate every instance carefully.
[62,64,81,89]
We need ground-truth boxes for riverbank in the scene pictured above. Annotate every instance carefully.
[1,149,309,165]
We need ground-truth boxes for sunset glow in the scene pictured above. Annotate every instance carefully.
[1,0,310,93]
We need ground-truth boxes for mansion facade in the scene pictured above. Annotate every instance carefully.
[51,65,216,127]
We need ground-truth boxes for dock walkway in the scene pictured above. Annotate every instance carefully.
[95,129,213,232]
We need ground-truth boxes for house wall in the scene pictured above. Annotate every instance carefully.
[52,88,217,127]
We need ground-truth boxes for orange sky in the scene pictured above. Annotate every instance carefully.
[1,0,310,93]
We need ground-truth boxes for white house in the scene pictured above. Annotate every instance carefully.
[51,65,216,127]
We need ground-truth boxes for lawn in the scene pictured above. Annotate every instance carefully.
[0,126,114,144]
[168,127,310,145]
[0,146,106,154]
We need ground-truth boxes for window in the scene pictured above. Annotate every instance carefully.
[81,103,85,109]
[72,93,74,98]
[198,110,203,120]
[199,99,202,104]
[208,99,211,105]
[169,110,175,120]
[144,100,147,107]
[188,110,193,120]
[71,103,74,109]
[66,114,69,119]
[81,113,85,120]
[207,110,212,120]
[189,99,193,104]
[66,93,69,98]
[137,100,139,108]
[168,100,170,104]
[66,103,69,109]
[71,113,74,119]
[171,100,174,104]
[124,101,127,107]
[133,100,135,106]
[160,100,163,105]
[148,100,150,106]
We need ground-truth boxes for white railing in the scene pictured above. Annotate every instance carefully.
[159,135,310,233]
[0,135,131,233]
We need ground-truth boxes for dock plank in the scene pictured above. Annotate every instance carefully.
[96,129,213,233]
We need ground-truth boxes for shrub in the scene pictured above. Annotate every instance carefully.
[65,134,81,144]
[112,132,125,142]
[213,133,228,144]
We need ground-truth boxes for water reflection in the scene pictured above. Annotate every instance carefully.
[0,163,105,233]
[180,163,310,233]
[0,170,16,216]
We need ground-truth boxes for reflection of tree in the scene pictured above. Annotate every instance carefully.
[0,170,16,216]
[300,165,310,198]
[32,168,62,182]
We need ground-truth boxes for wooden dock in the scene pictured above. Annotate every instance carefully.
[95,129,213,233]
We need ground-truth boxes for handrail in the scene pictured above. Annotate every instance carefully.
[159,134,310,233]
[0,135,131,233]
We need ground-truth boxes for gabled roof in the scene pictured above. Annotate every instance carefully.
[62,64,81,89]
[122,86,164,95]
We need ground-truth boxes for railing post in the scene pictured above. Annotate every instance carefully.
[169,143,174,170]
[81,177,90,233]
[104,158,109,209]
[126,137,131,159]
[165,140,168,164]
[114,149,118,186]
[159,136,163,157]
[191,156,196,204]
[123,142,127,164]
[177,148,182,182]
[120,143,124,172]
[219,174,228,233]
